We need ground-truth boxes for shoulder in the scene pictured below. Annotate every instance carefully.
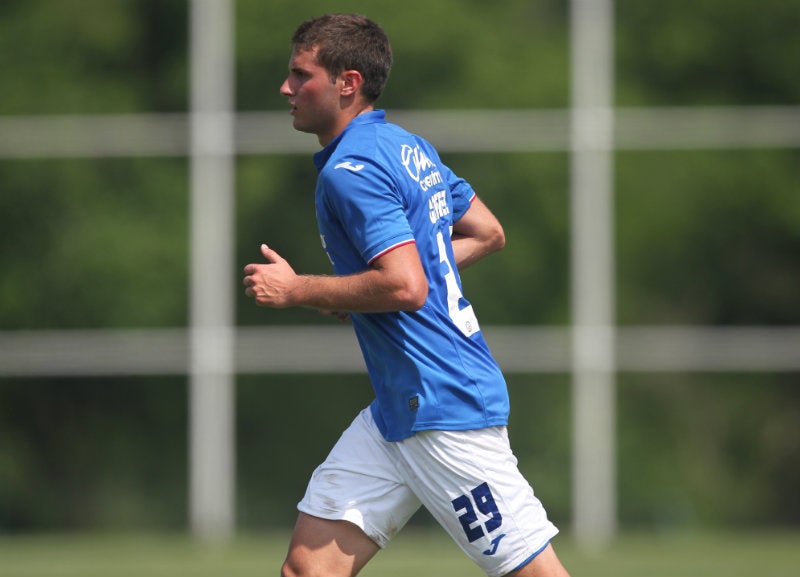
[321,124,401,180]
[320,116,444,192]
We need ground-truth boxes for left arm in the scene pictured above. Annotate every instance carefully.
[451,196,506,270]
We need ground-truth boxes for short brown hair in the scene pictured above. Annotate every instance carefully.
[291,14,393,103]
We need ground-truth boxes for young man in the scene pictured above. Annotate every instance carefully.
[243,14,571,577]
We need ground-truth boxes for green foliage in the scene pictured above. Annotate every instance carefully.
[236,374,374,528]
[0,0,187,114]
[617,149,800,325]
[235,0,569,110]
[617,0,800,105]
[0,377,187,530]
[618,373,800,527]
[446,153,570,324]
[506,375,572,522]
[0,159,189,329]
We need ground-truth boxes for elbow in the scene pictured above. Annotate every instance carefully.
[488,224,506,253]
[396,277,428,311]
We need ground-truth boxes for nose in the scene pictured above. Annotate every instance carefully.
[280,78,292,96]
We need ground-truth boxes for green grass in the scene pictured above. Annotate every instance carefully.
[0,529,798,577]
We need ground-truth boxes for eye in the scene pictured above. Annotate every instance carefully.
[290,67,310,80]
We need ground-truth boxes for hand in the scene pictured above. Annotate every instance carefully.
[243,244,299,308]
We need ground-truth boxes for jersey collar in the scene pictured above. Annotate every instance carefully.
[314,110,387,171]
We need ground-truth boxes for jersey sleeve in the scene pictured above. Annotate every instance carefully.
[441,162,476,222]
[321,156,415,266]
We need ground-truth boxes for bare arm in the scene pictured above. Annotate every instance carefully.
[451,196,506,270]
[243,243,428,313]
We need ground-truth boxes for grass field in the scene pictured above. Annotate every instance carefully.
[1,529,798,577]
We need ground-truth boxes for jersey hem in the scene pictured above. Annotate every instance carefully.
[378,418,510,442]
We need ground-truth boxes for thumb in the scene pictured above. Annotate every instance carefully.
[260,243,281,263]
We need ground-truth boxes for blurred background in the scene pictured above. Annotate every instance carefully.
[1,0,799,559]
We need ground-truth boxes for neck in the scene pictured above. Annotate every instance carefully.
[318,104,375,147]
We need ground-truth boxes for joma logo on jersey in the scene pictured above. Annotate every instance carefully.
[401,144,443,192]
[334,161,365,172]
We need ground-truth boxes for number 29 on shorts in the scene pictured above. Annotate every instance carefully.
[451,482,504,545]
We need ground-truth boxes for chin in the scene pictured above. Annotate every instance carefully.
[293,120,318,136]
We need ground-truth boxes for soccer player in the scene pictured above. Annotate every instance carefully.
[243,13,571,577]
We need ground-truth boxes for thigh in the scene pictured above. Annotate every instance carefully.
[397,427,560,577]
[297,408,422,548]
[282,512,380,577]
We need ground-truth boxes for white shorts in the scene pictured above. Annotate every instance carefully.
[298,407,559,577]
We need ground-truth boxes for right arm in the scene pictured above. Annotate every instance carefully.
[243,242,428,313]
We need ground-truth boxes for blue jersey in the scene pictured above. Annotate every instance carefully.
[313,110,509,441]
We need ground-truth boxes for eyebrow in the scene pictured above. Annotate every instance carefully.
[288,54,314,74]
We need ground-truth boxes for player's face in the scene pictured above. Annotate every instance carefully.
[280,47,342,145]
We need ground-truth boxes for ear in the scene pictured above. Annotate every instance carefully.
[339,70,363,97]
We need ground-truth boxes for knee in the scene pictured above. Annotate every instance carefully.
[281,554,317,577]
